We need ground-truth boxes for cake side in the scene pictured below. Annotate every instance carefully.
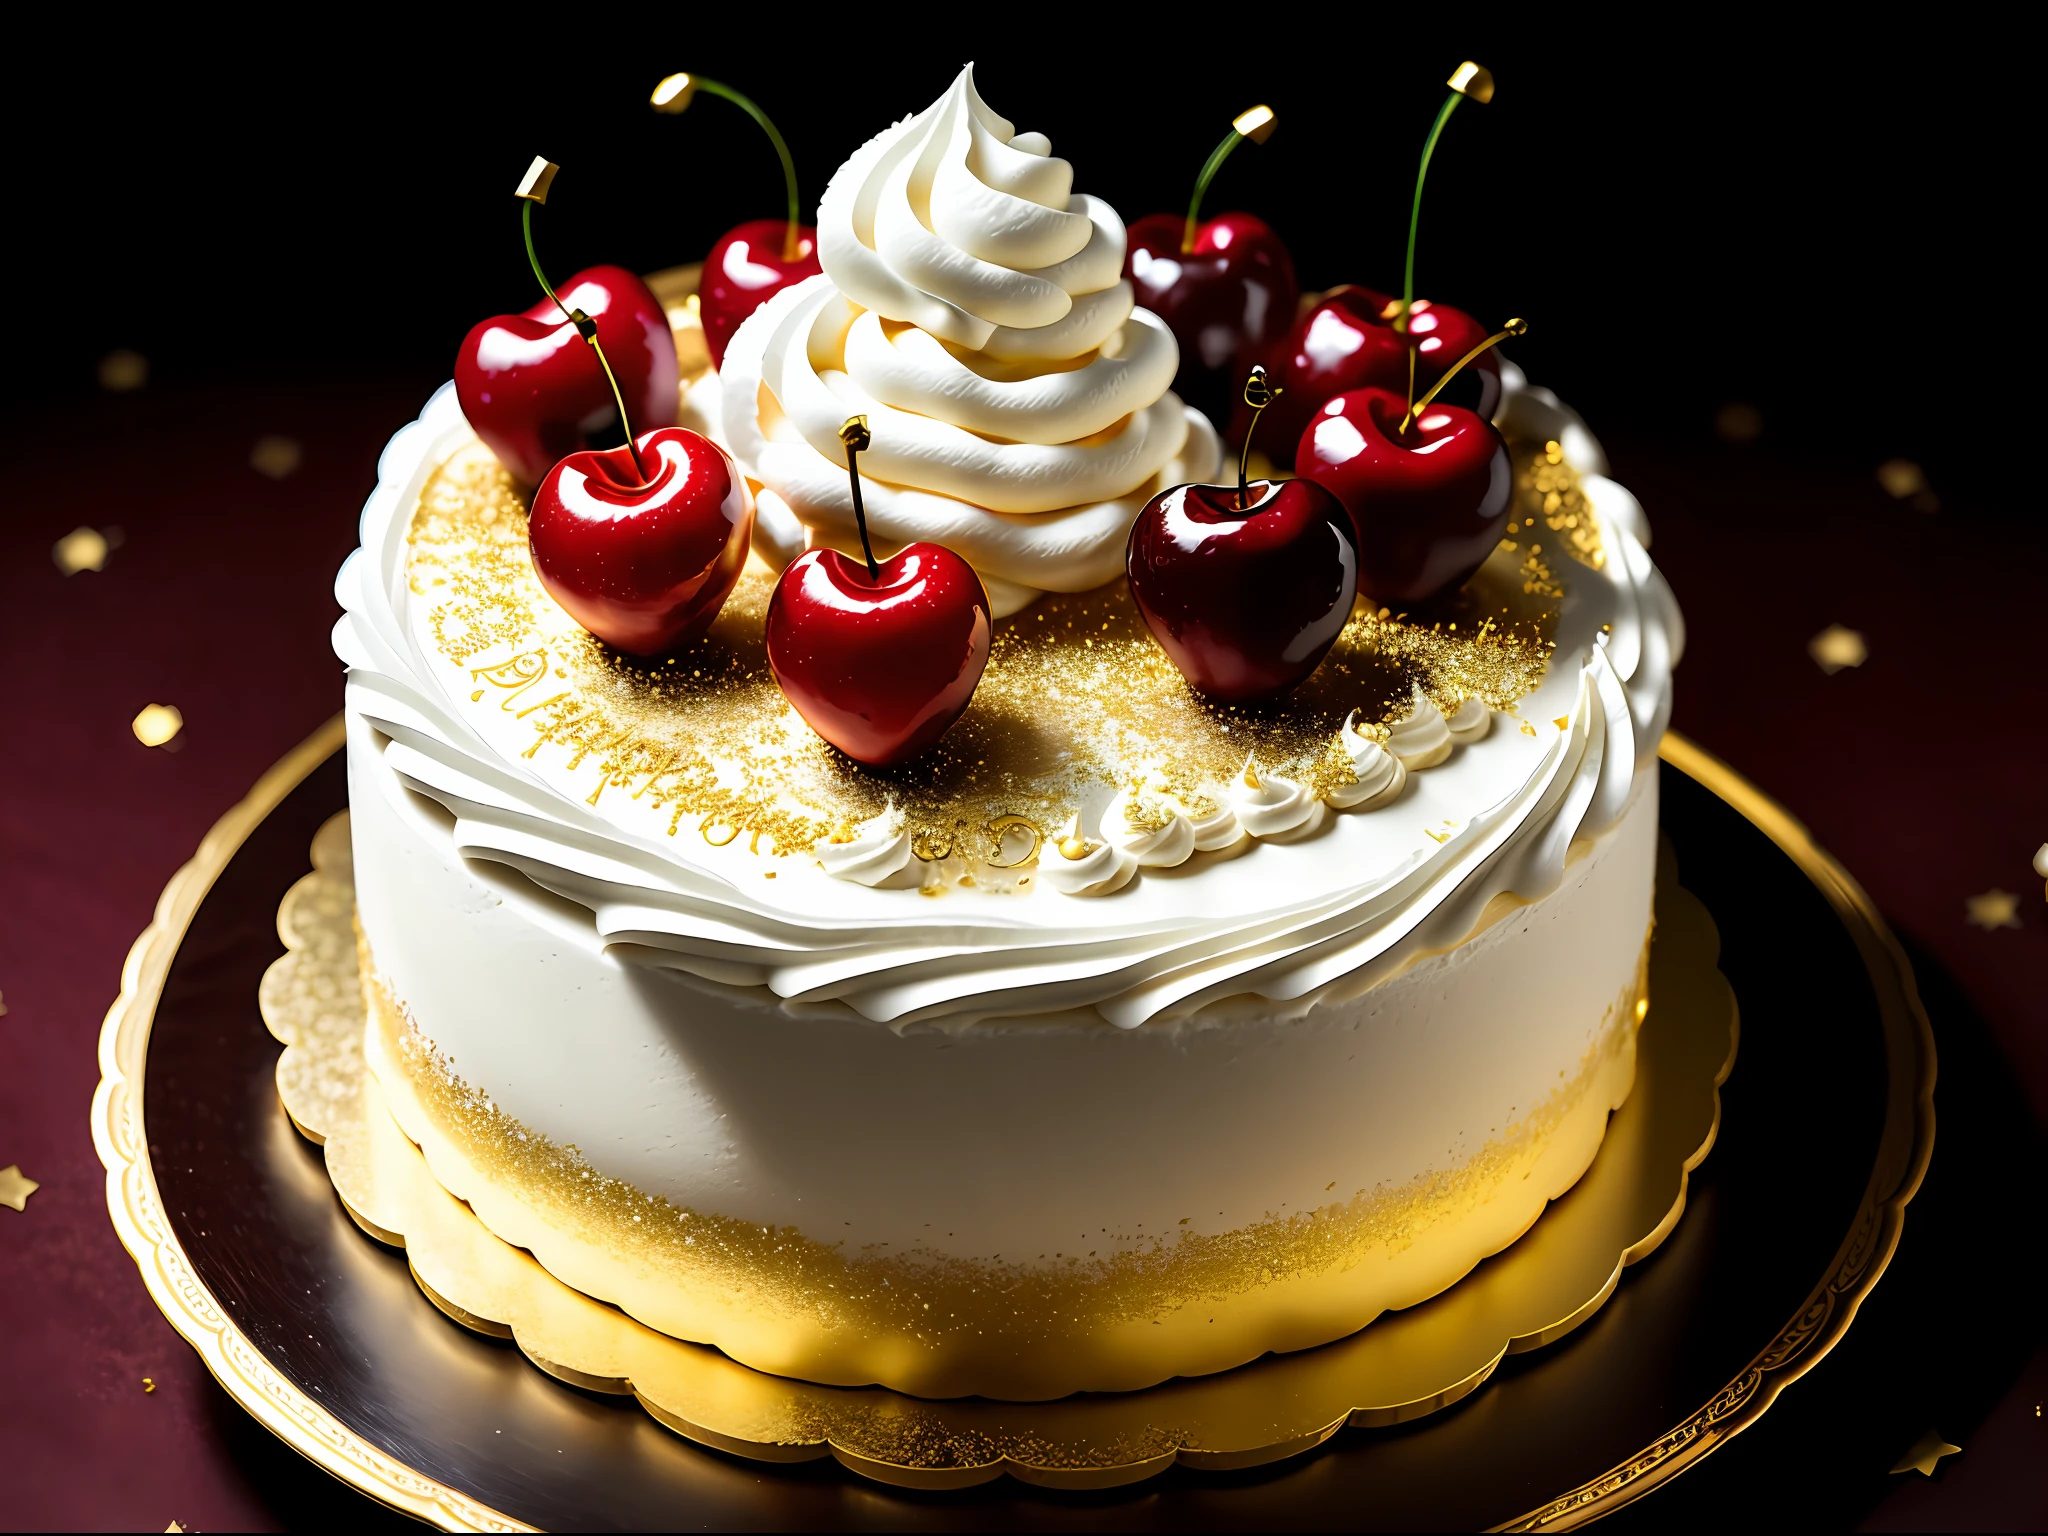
[350,698,1655,1397]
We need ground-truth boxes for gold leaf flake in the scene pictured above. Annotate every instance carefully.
[1888,1429,1961,1476]
[53,526,109,574]
[250,435,304,480]
[132,704,184,748]
[1876,459,1927,498]
[0,1164,38,1211]
[1964,890,2021,931]
[98,349,147,391]
[1808,625,1867,674]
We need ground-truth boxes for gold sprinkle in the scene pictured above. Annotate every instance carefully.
[1808,625,1867,674]
[0,1165,38,1211]
[407,445,1558,861]
[1964,890,2021,931]
[132,704,184,748]
[250,435,304,479]
[142,1377,156,1393]
[98,349,147,391]
[53,526,109,574]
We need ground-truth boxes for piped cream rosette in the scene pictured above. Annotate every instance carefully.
[717,66,1220,617]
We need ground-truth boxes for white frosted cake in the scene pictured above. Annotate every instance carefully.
[333,71,1682,1400]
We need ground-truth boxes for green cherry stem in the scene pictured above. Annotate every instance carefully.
[516,159,646,486]
[1397,62,1495,338]
[1237,365,1283,509]
[1181,104,1277,255]
[838,415,880,581]
[652,74,803,262]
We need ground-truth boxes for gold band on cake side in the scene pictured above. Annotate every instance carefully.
[357,931,1648,1400]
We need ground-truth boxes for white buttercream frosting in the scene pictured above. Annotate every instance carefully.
[814,803,914,886]
[718,67,1219,612]
[1230,758,1327,841]
[1445,695,1492,746]
[1103,785,1198,868]
[1387,688,1455,769]
[1042,814,1139,896]
[1327,714,1408,810]
[336,341,1679,1026]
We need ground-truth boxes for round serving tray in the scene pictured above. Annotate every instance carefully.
[94,722,1934,1531]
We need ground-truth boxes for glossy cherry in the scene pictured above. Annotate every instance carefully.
[700,218,820,368]
[456,266,680,485]
[529,427,752,656]
[1295,387,1512,606]
[1126,211,1298,432]
[1251,286,1501,454]
[1127,477,1358,703]
[765,545,992,766]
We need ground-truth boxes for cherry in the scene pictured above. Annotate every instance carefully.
[764,417,991,766]
[529,427,753,656]
[1123,106,1295,432]
[1127,367,1357,702]
[1294,386,1511,607]
[1250,286,1501,453]
[456,265,679,485]
[651,74,820,368]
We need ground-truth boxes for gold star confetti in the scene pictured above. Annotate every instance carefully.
[98,348,148,391]
[1889,1428,1961,1476]
[53,526,110,574]
[1876,458,1939,513]
[132,704,184,748]
[250,435,303,479]
[1809,625,1867,674]
[1714,402,1762,442]
[0,1165,39,1211]
[1965,890,2022,931]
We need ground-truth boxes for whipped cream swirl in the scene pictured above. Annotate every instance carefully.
[719,67,1219,615]
[1042,814,1139,896]
[1327,715,1408,810]
[1387,689,1455,769]
[1445,695,1492,746]
[1230,758,1327,841]
[814,803,914,887]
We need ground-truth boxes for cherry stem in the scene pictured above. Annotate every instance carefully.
[1397,318,1526,437]
[522,198,647,486]
[1398,91,1464,336]
[1181,106,1275,255]
[690,78,804,263]
[1237,365,1282,509]
[840,416,879,581]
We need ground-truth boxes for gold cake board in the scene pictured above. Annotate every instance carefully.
[259,810,1737,1493]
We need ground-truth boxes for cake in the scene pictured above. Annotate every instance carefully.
[335,67,1682,1401]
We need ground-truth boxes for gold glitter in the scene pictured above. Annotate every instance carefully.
[406,446,1559,861]
[363,936,1646,1366]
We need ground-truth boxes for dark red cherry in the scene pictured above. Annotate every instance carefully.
[1251,286,1501,455]
[1126,477,1357,702]
[1126,212,1298,433]
[1295,387,1511,606]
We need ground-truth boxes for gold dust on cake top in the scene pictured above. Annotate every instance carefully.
[406,444,1577,861]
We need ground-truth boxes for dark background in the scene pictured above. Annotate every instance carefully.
[3,24,2041,1533]
[7,30,2028,511]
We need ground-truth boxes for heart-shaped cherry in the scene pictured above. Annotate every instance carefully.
[1128,368,1357,702]
[1251,286,1501,453]
[1294,389,1511,608]
[651,74,820,368]
[530,427,753,656]
[765,417,991,766]
[457,266,679,485]
[1124,106,1296,432]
